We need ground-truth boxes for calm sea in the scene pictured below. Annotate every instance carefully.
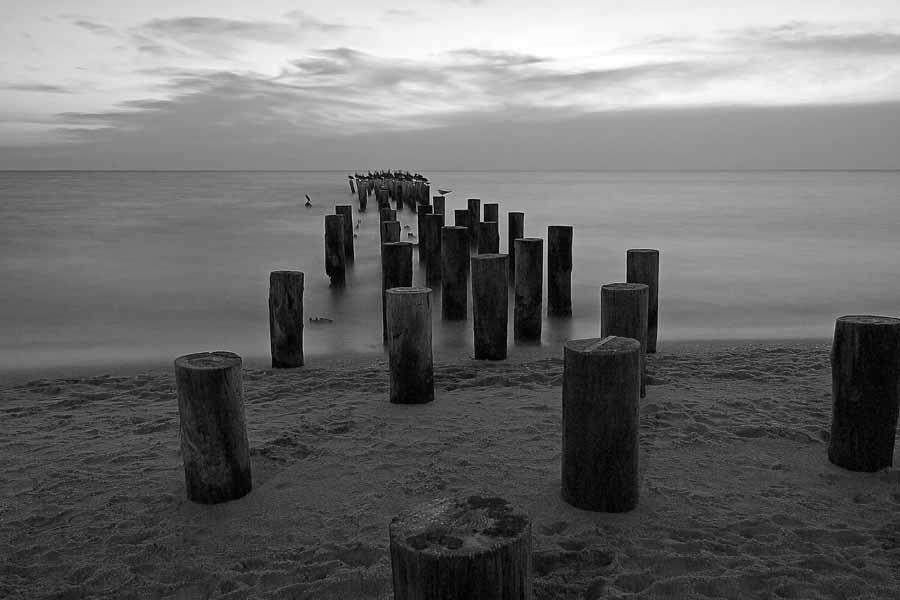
[1,170,897,379]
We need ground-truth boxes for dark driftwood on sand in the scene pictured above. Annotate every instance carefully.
[390,495,532,600]
[441,226,469,321]
[600,283,648,398]
[268,271,304,368]
[514,238,543,343]
[829,315,900,472]
[626,249,660,353]
[175,351,252,504]
[423,213,445,284]
[507,212,525,281]
[547,225,573,317]
[324,214,346,287]
[472,253,509,360]
[381,242,414,345]
[477,221,500,254]
[335,205,354,262]
[386,287,434,404]
[562,336,640,512]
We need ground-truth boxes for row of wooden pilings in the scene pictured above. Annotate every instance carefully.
[351,175,431,213]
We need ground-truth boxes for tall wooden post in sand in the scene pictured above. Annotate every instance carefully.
[477,221,500,254]
[335,205,354,262]
[829,315,900,472]
[514,238,543,343]
[390,496,532,600]
[433,196,446,215]
[483,203,499,224]
[386,287,434,404]
[600,283,648,398]
[562,336,640,512]
[441,226,469,321]
[381,242,414,345]
[467,199,481,251]
[423,213,445,283]
[508,212,525,281]
[175,351,252,504]
[472,254,509,360]
[268,271,304,368]
[626,249,660,353]
[454,209,469,227]
[324,214,346,287]
[547,226,573,317]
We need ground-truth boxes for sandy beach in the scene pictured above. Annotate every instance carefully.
[2,339,899,599]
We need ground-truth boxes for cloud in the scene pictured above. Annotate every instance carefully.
[448,49,547,67]
[71,19,119,37]
[744,24,900,55]
[0,83,72,93]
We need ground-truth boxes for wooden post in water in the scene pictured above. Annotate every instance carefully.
[547,226,573,317]
[396,181,405,211]
[324,214,346,287]
[626,249,660,353]
[175,351,252,504]
[433,196,446,215]
[423,213,445,284]
[376,186,390,210]
[380,220,401,263]
[562,336,640,512]
[508,212,525,281]
[380,207,394,222]
[472,253,509,360]
[514,238,543,343]
[467,198,481,251]
[357,181,367,211]
[828,315,900,472]
[386,287,434,404]
[349,177,356,194]
[381,242,414,345]
[600,283,648,398]
[390,496,532,600]
[441,226,469,321]
[268,271,304,368]
[483,203,499,224]
[335,205,354,262]
[417,204,434,264]
[477,221,500,254]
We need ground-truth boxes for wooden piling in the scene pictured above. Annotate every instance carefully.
[381,220,401,245]
[335,205,354,262]
[477,221,500,254]
[514,238,543,343]
[508,212,525,281]
[600,283,648,398]
[562,336,640,512]
[423,213,445,284]
[483,203,499,224]
[380,207,394,222]
[268,271,304,369]
[376,186,390,210]
[349,177,356,194]
[381,242,414,345]
[626,249,660,353]
[433,196,446,215]
[417,204,434,264]
[828,315,900,472]
[547,226,573,317]
[472,253,509,360]
[175,351,252,504]
[357,181,367,211]
[324,214,346,287]
[467,199,481,250]
[390,496,532,600]
[386,287,434,404]
[441,226,469,321]
[454,209,469,227]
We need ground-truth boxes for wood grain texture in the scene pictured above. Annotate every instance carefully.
[381,242,414,345]
[324,214,345,288]
[472,254,509,360]
[268,271,304,369]
[626,249,660,353]
[507,212,525,281]
[600,282,649,398]
[386,287,434,405]
[335,205,354,262]
[441,227,469,321]
[514,238,543,343]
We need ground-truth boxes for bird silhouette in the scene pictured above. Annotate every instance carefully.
[305,194,312,207]
[438,189,452,195]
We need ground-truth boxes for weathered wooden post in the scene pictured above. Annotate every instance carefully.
[175,351,252,504]
[626,249,660,353]
[390,495,532,600]
[381,242,414,345]
[420,183,431,206]
[514,238,543,343]
[828,315,900,472]
[376,186,390,209]
[441,226,469,321]
[335,205,354,262]
[417,204,434,264]
[472,253,509,360]
[380,207,394,222]
[454,209,469,227]
[396,181,405,211]
[357,180,367,211]
[507,212,525,280]
[600,283,648,398]
[433,195,446,215]
[547,226,573,316]
[467,198,481,251]
[477,221,500,254]
[423,213,445,283]
[483,202,499,224]
[381,220,401,245]
[268,271,304,368]
[324,214,346,287]
[386,287,434,404]
[562,336,640,512]
[348,177,356,194]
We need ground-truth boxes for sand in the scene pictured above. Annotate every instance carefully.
[2,340,899,599]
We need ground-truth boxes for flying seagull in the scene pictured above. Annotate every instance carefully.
[437,189,452,195]
[305,194,312,207]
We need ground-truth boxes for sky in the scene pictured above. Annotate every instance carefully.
[2,0,900,169]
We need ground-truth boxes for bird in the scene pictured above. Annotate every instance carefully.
[305,194,312,207]
[438,189,452,195]
[408,232,416,239]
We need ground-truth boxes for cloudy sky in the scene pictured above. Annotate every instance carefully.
[3,0,900,169]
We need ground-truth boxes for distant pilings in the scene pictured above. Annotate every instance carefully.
[382,242,414,344]
[324,214,346,287]
[335,205,354,262]
[514,238,543,343]
[829,315,900,472]
[626,249,660,353]
[547,226,573,317]
[600,283,648,398]
[268,270,304,369]
[441,226,469,321]
[472,253,509,360]
[507,212,524,281]
[386,287,434,404]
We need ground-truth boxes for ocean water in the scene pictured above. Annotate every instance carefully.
[1,170,898,378]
